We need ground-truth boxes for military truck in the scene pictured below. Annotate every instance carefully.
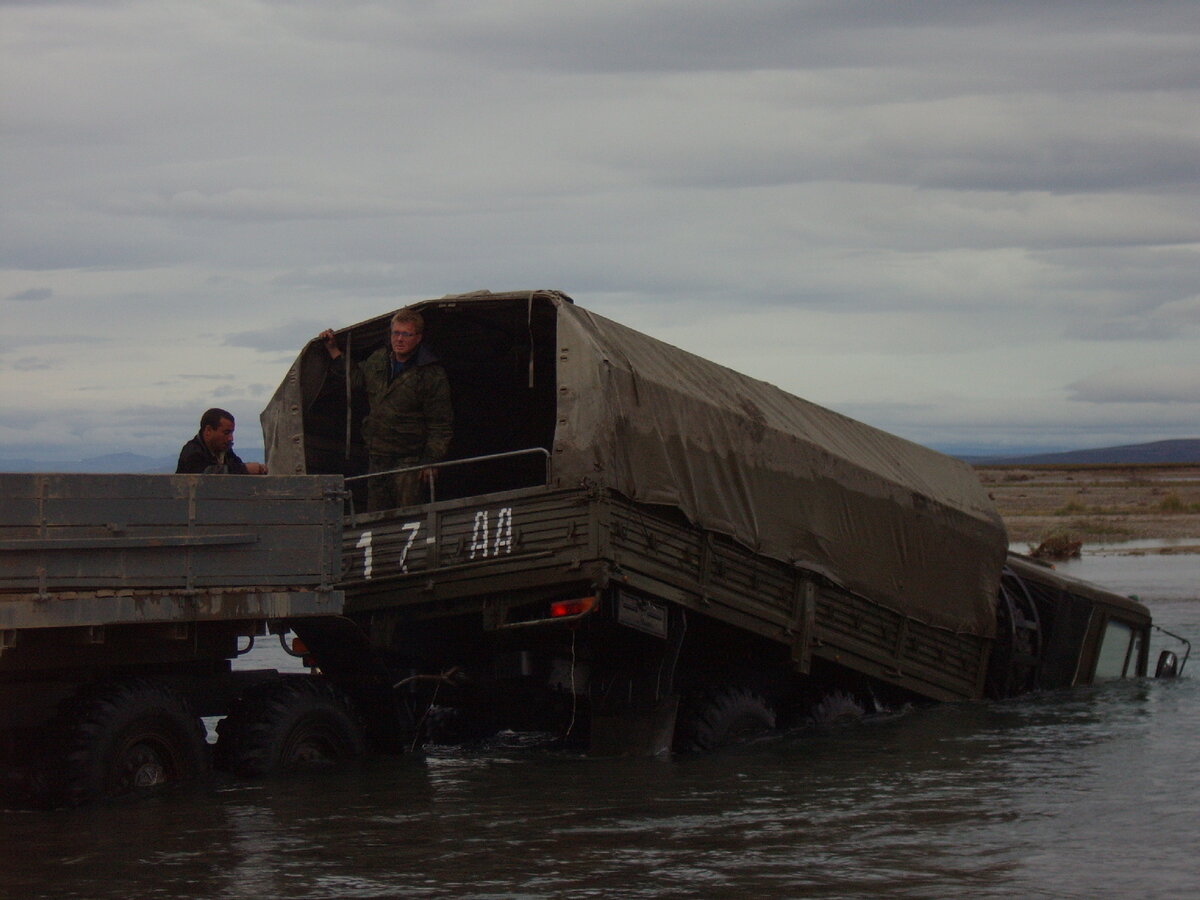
[0,473,359,805]
[262,289,1183,754]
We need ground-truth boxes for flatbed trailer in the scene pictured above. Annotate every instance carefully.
[0,473,360,805]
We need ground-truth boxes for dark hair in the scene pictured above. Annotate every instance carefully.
[200,408,235,431]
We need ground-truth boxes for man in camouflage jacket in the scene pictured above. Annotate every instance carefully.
[321,308,453,510]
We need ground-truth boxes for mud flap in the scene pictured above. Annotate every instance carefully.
[589,696,678,757]
[285,616,418,752]
[586,603,685,756]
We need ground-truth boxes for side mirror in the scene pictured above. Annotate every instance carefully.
[1155,650,1179,679]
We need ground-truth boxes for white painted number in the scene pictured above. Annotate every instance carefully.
[356,530,373,580]
[357,522,421,577]
[398,521,421,572]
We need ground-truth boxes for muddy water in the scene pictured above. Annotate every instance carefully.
[3,553,1197,899]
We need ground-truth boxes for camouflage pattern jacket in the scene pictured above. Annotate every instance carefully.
[352,343,453,463]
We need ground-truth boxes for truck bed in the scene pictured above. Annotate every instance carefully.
[339,485,990,702]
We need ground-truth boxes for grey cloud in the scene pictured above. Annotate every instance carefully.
[1,1,1198,461]
[398,1,1199,83]
[0,214,180,270]
[845,397,1200,454]
[11,356,53,370]
[149,375,236,389]
[99,189,400,223]
[1067,366,1200,404]
[271,266,412,297]
[6,287,52,301]
[225,320,330,353]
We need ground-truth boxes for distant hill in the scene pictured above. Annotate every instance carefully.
[4,438,1197,473]
[973,438,1200,466]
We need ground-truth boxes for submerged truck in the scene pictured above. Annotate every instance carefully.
[260,289,1183,753]
[1,289,1185,806]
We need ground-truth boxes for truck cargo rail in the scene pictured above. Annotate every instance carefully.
[344,446,552,518]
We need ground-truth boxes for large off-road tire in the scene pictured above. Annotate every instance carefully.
[809,690,866,726]
[674,686,776,753]
[48,679,209,806]
[215,678,365,777]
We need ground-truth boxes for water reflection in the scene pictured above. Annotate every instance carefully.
[4,560,1197,899]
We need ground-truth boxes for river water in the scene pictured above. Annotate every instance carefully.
[3,552,1197,899]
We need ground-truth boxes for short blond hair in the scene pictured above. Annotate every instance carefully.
[391,308,424,333]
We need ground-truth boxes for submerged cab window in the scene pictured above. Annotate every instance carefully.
[1094,619,1135,679]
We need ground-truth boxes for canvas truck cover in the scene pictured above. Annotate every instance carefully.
[263,290,1007,637]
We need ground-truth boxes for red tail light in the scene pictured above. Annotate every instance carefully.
[550,596,597,618]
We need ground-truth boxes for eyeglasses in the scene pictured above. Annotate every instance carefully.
[391,331,420,339]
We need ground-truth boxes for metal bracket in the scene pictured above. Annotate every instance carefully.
[788,576,816,674]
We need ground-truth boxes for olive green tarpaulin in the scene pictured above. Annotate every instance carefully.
[263,290,1007,638]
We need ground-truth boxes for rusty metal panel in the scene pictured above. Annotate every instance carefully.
[0,473,344,596]
[812,585,986,700]
[0,588,343,630]
[605,495,988,700]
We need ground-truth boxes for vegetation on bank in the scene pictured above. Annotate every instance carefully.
[975,464,1200,553]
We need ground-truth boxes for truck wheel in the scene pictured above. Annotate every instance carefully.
[215,678,365,777]
[809,690,866,726]
[674,686,776,752]
[49,679,208,806]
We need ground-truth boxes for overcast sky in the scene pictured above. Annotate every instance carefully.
[3,1,1198,465]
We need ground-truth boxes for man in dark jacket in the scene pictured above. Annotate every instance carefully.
[321,308,453,510]
[176,408,268,474]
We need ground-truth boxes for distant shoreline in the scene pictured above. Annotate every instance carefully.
[976,463,1200,550]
